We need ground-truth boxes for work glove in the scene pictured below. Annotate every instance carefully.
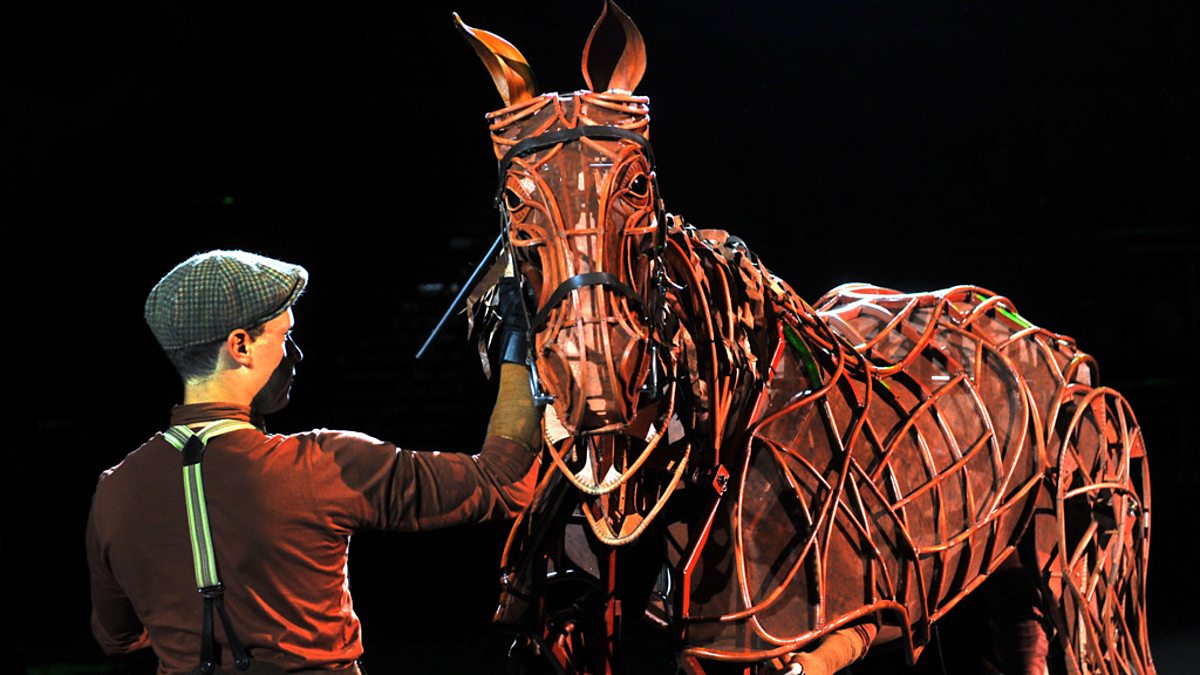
[496,276,531,365]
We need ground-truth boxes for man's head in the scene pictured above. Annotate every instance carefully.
[145,250,308,410]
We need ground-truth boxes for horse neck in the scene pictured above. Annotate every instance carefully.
[660,219,788,450]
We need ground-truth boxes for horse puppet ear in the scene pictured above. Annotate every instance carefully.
[581,0,646,93]
[454,13,538,107]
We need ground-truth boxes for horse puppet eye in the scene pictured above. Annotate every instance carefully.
[628,173,649,198]
[503,187,526,212]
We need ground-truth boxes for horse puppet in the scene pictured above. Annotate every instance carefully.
[454,3,1154,673]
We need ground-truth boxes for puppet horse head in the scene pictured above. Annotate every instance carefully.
[460,2,687,544]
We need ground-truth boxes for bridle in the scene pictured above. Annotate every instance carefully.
[493,125,659,205]
[493,123,672,407]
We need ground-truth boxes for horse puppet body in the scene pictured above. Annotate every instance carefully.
[456,4,1153,673]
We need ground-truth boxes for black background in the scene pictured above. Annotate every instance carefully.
[6,1,1196,672]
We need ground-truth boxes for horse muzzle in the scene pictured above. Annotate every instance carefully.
[531,272,653,435]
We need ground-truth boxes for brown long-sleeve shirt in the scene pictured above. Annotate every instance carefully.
[86,401,537,673]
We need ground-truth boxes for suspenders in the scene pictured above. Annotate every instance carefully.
[163,420,258,674]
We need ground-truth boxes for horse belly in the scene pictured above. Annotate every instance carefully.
[818,286,1053,610]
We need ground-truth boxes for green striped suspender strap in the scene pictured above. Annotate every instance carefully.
[163,419,258,674]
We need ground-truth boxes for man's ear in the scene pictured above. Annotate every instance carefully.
[226,329,254,366]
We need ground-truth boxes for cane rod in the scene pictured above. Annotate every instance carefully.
[415,233,504,360]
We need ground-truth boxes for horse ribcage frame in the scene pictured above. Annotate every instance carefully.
[679,275,1152,673]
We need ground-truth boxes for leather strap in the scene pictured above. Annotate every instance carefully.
[495,125,656,204]
[530,271,644,330]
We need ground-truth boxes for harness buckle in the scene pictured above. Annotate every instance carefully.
[527,357,556,408]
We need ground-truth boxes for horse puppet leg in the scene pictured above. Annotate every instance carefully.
[981,554,1052,675]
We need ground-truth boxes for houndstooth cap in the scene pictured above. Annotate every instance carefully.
[145,250,308,351]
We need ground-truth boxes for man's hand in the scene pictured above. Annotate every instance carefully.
[496,276,530,365]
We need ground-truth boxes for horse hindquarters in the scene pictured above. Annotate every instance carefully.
[1029,384,1153,675]
[814,284,1154,675]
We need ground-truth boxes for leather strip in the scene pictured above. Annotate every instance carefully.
[530,271,644,330]
[495,125,655,203]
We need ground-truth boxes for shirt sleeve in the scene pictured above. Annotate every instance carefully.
[86,498,151,655]
[313,431,538,532]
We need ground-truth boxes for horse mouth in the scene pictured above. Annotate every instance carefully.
[579,398,629,433]
[539,395,689,545]
[544,395,631,439]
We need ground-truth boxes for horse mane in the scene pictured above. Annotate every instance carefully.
[660,217,836,458]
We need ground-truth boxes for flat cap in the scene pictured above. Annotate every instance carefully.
[145,250,308,351]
